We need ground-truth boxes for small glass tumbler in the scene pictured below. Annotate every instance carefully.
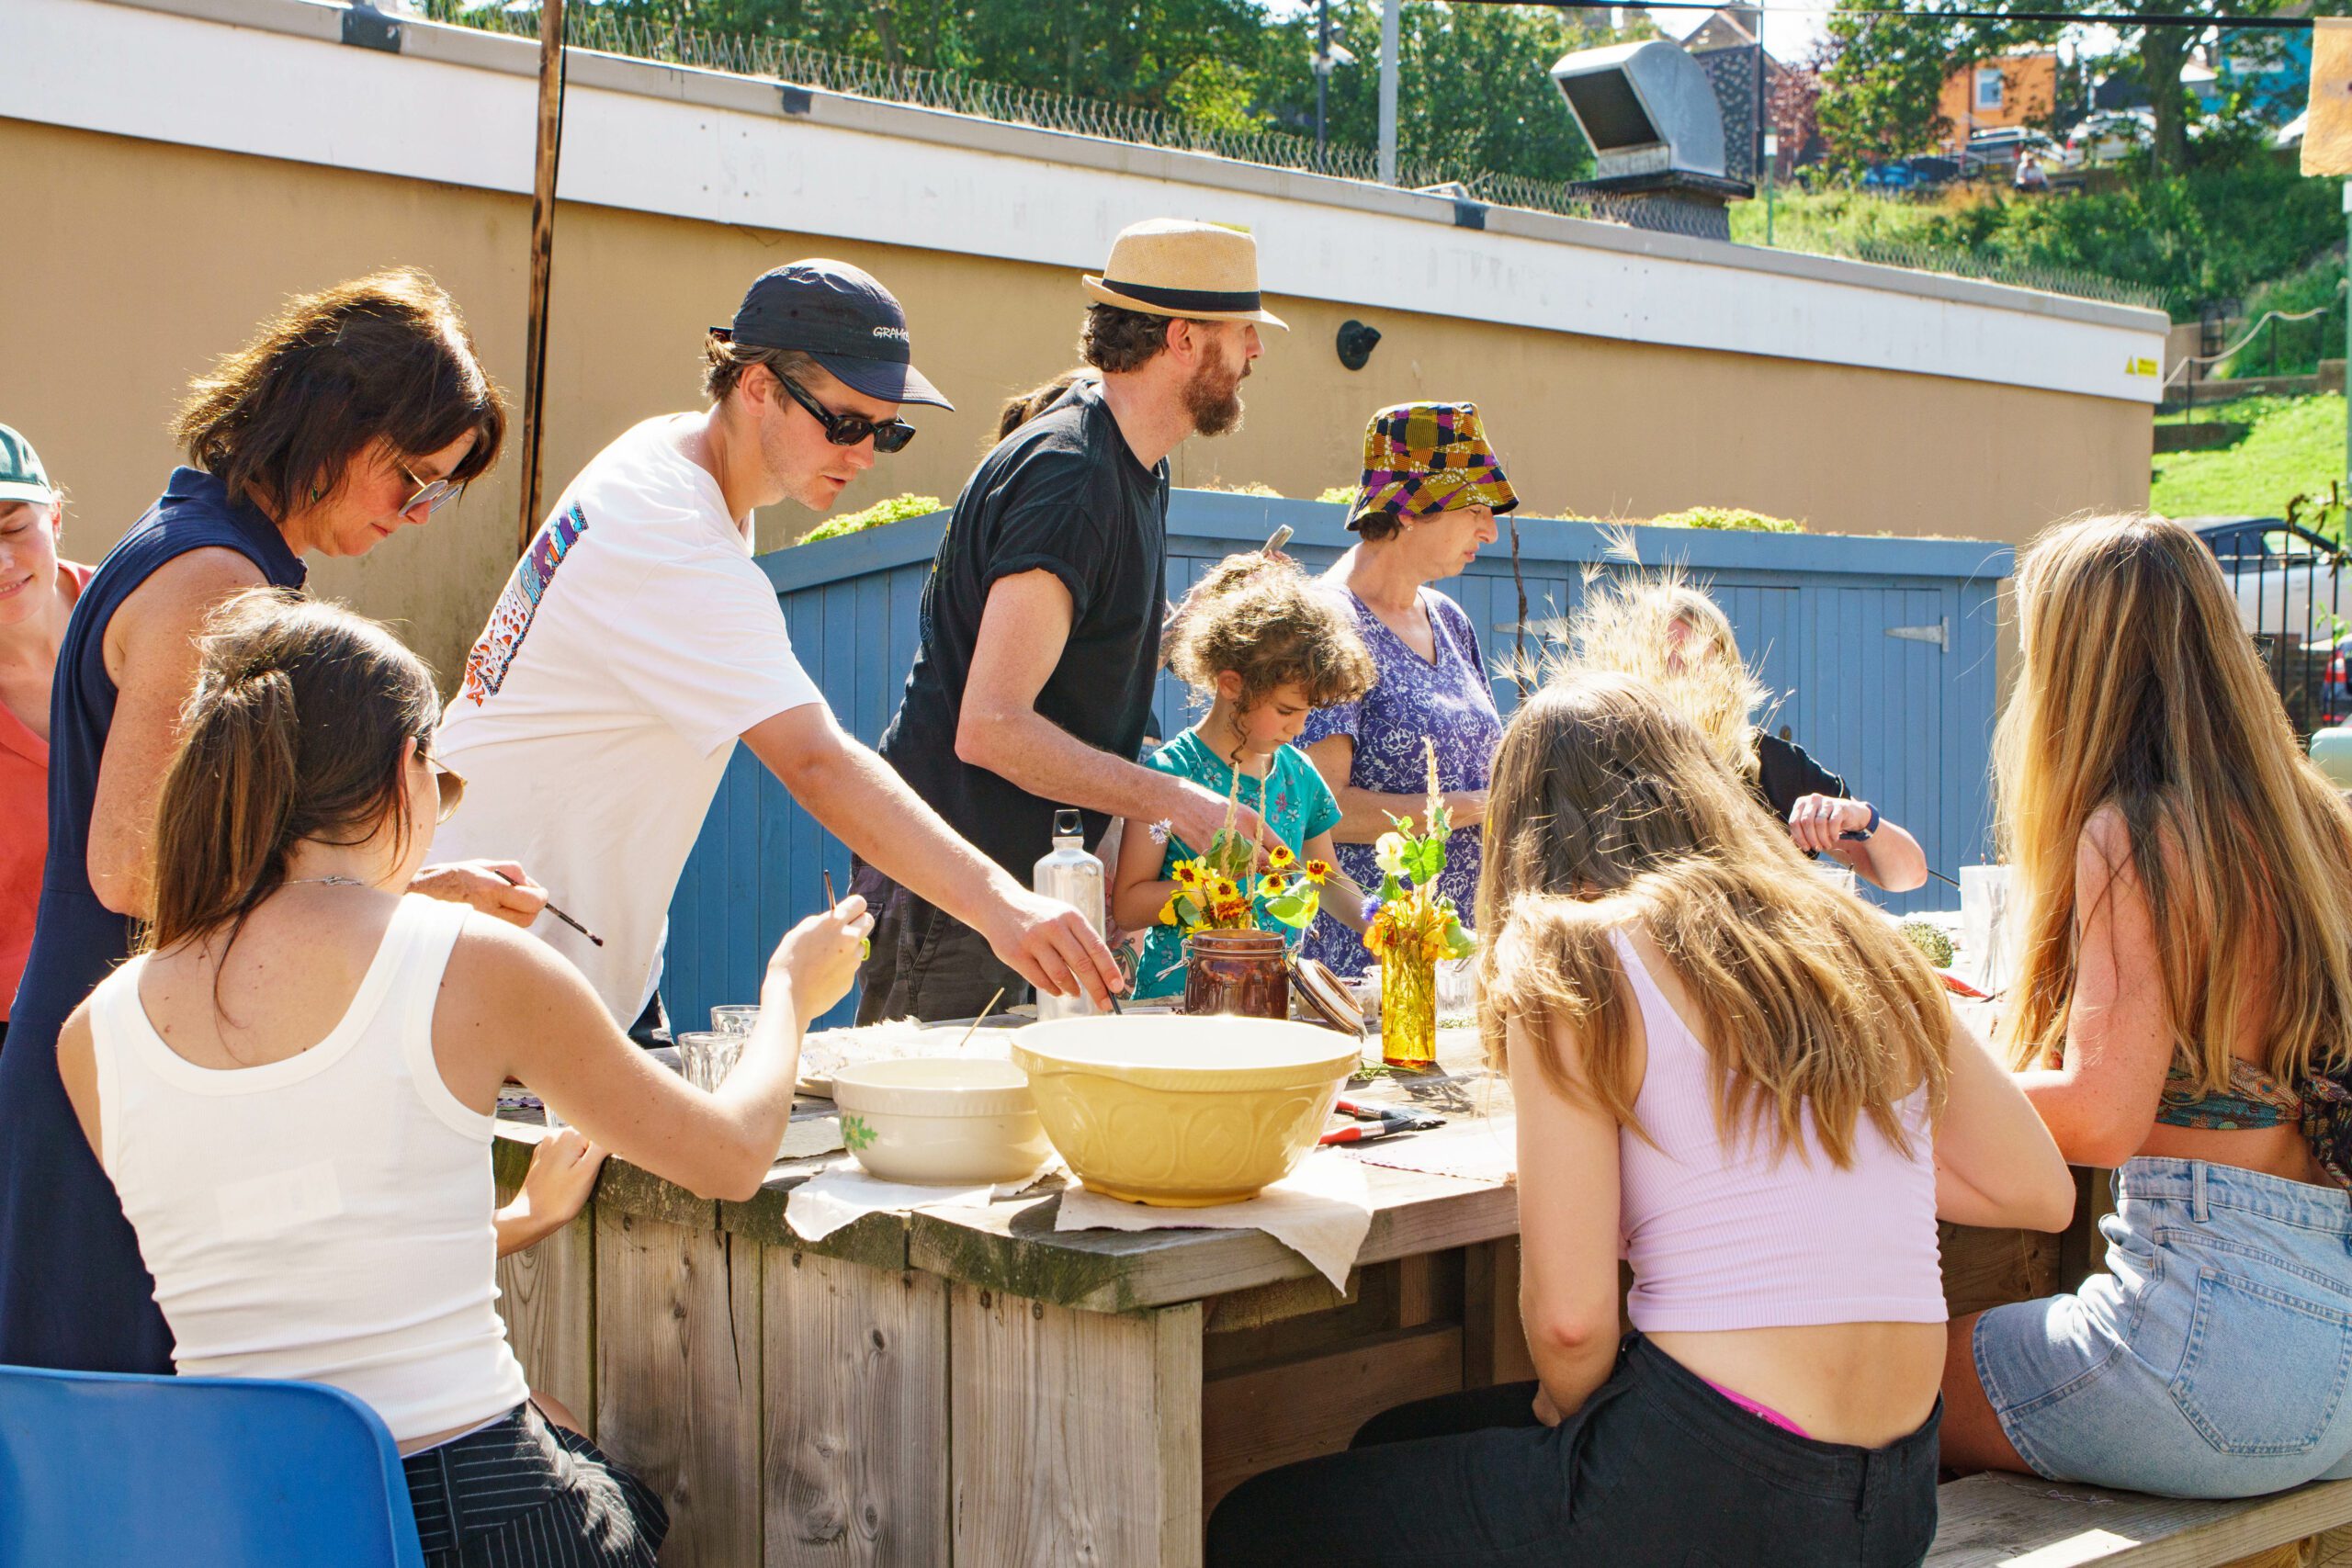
[675,1031,746,1094]
[710,1005,761,1037]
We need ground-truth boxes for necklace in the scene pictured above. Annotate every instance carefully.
[284,874,367,888]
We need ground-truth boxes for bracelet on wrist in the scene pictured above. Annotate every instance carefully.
[1838,802,1881,842]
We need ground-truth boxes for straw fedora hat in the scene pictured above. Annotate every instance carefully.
[1081,219,1289,329]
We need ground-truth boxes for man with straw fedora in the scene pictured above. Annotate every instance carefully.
[862,219,1287,1022]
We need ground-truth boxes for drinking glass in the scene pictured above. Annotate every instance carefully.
[675,1031,745,1093]
[1959,864,2016,995]
[710,1005,760,1037]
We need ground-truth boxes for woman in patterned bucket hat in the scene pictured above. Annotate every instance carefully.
[1345,400,1518,532]
[1300,401,1517,977]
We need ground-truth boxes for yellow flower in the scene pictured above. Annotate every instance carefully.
[1157,895,1182,927]
[1211,876,1241,904]
[1420,932,1449,963]
[1363,922,1388,957]
[1174,861,1204,889]
[1267,844,1295,871]
[1303,858,1330,885]
[1256,874,1286,899]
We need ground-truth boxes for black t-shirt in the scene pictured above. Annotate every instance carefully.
[1754,731,1849,823]
[877,379,1170,880]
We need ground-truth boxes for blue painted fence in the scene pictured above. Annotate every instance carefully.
[663,491,2013,1032]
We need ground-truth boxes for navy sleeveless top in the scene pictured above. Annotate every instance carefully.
[0,468,304,1371]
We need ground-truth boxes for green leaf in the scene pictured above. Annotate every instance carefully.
[840,1113,876,1153]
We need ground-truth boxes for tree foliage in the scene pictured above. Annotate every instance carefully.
[1813,0,2317,171]
[565,0,1633,184]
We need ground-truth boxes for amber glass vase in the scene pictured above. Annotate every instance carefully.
[1184,929,1290,1019]
[1380,949,1438,1069]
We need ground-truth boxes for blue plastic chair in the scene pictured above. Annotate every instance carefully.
[0,1364,426,1567]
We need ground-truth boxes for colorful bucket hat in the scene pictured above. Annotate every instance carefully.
[1345,401,1518,531]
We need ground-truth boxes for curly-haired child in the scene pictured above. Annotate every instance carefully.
[1113,552,1375,999]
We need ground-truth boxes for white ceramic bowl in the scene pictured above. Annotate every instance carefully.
[1011,1017,1359,1206]
[827,1057,1051,1186]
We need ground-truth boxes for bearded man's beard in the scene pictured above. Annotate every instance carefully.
[1183,355,1247,437]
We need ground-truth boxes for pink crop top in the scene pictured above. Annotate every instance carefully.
[1609,931,1947,1333]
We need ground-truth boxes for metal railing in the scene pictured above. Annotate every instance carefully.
[415,2,2161,299]
[2204,522,2352,739]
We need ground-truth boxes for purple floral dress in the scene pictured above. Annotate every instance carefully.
[1301,588,1503,977]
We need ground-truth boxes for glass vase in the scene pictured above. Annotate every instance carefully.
[1380,948,1438,1070]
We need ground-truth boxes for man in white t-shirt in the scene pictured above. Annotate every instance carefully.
[434,260,1122,1033]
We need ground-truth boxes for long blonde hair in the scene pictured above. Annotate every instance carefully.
[1565,575,1768,783]
[1477,672,1950,1163]
[1996,513,2352,1093]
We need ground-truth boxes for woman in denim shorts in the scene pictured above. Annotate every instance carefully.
[1940,513,2352,1498]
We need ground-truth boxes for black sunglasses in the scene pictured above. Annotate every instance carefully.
[774,370,917,455]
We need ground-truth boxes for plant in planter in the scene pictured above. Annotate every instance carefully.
[1362,741,1476,1068]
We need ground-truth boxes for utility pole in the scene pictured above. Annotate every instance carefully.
[517,0,567,558]
[1316,0,1332,170]
[1377,0,1401,184]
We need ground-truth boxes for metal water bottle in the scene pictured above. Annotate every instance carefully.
[1032,808,1104,1021]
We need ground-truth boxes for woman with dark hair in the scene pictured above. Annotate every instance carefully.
[53,589,867,1562]
[0,269,526,1374]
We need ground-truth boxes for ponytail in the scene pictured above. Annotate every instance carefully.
[141,589,441,964]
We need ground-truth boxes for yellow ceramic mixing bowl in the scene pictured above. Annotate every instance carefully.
[1010,1016,1360,1207]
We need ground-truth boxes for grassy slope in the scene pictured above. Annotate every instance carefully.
[2151,393,2347,521]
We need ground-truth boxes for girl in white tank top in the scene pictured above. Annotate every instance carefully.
[52,590,871,1564]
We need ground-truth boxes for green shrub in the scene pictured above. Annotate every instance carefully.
[796,493,944,546]
[1648,506,1805,533]
[1316,484,1358,505]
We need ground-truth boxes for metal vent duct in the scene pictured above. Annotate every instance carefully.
[1550,39,1748,239]
[1551,39,1728,180]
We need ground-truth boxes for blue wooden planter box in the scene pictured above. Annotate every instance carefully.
[662,491,2012,1031]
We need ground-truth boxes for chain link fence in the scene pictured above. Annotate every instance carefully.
[418,2,2154,299]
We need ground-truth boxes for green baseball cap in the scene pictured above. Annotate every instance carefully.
[0,425,56,508]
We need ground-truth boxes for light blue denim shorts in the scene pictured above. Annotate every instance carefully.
[1973,1156,2352,1498]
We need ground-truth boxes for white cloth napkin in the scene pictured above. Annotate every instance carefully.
[1347,1117,1518,1184]
[1054,1149,1374,1290]
[785,1157,1056,1242]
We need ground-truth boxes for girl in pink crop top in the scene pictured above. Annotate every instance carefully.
[1206,671,2071,1568]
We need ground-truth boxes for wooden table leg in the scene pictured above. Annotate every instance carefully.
[950,1288,1204,1568]
[1464,1237,1537,1389]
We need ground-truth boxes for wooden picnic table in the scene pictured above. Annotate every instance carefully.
[489,1025,2092,1568]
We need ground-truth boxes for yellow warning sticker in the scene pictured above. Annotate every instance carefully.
[2127,356,2160,378]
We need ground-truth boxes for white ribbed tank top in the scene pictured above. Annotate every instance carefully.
[89,894,528,1443]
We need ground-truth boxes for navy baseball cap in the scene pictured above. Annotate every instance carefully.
[711,259,953,411]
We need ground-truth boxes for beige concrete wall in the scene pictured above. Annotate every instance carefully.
[2,118,2150,681]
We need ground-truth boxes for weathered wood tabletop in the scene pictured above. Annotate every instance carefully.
[489,1022,2087,1568]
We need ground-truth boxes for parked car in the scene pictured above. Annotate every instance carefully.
[2190,515,2350,639]
[1960,128,2063,177]
[2063,109,2154,168]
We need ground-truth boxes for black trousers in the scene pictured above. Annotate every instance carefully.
[1206,1336,1940,1568]
[848,861,1027,1024]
